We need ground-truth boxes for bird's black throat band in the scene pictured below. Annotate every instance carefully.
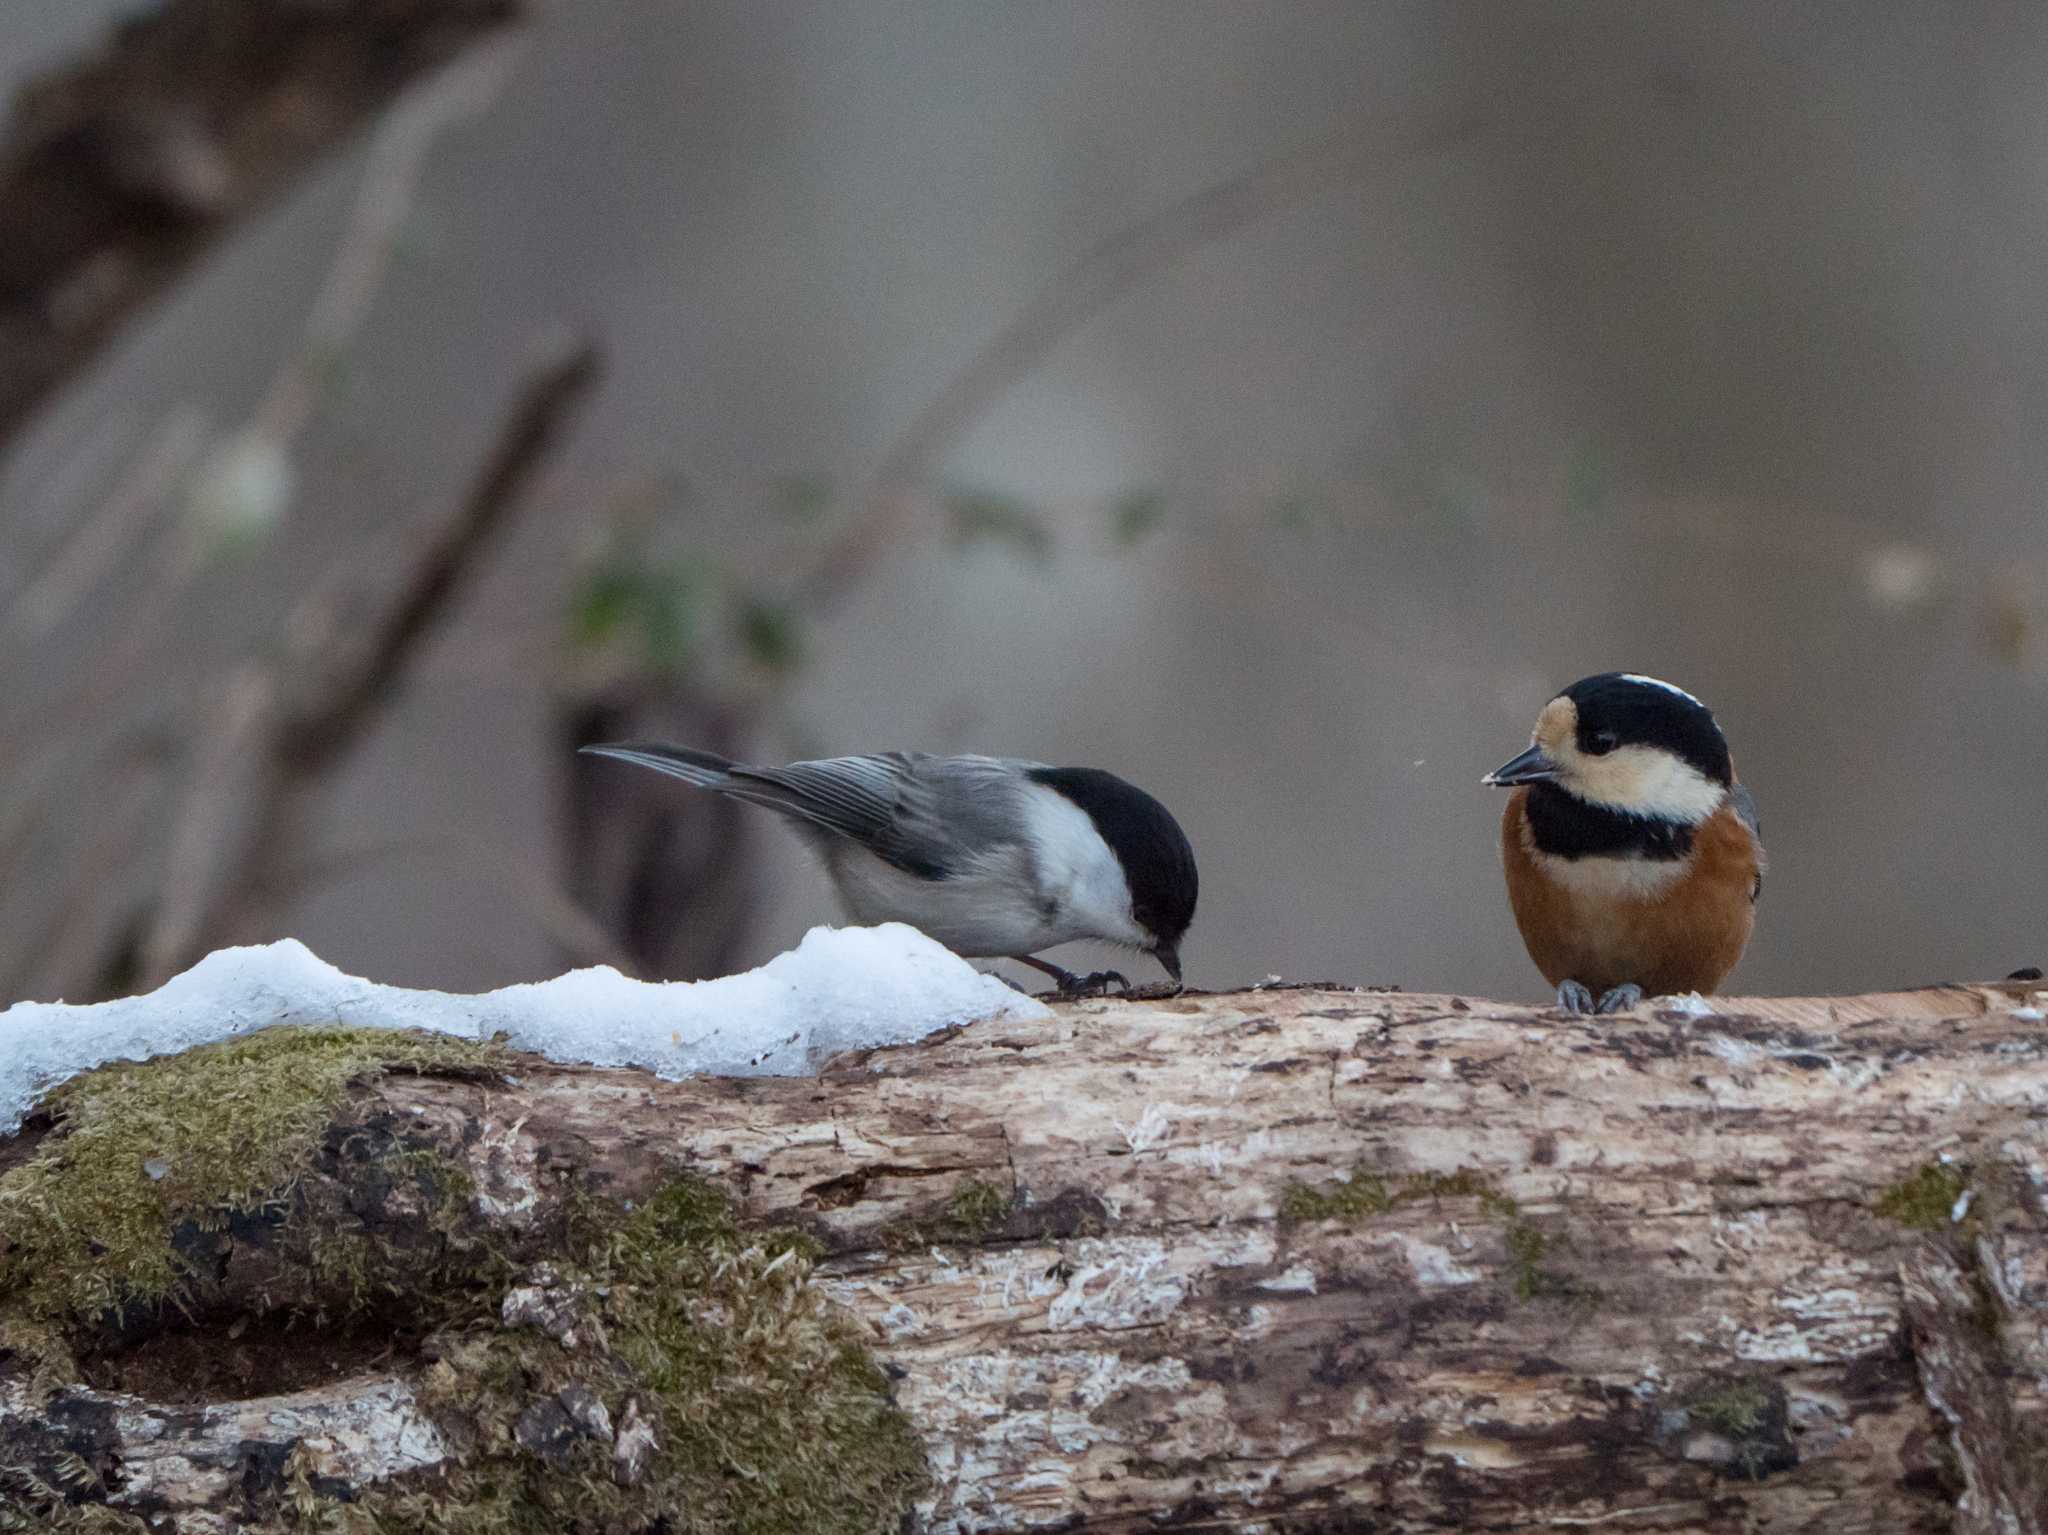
[1523,783,1696,861]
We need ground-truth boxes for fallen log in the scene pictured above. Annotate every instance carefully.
[2,978,2045,1532]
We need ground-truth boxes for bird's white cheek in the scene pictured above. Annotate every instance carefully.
[1024,789,1149,948]
[1574,748,1725,824]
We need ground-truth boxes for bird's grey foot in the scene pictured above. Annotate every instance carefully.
[1554,979,1596,1013]
[1595,983,1644,1015]
[1013,955,1130,999]
[1055,968,1129,999]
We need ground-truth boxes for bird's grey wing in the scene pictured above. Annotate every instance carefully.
[719,753,909,837]
[587,746,1036,879]
[1729,783,1760,840]
[734,753,1038,879]
[584,743,924,862]
[900,755,1046,863]
[1728,783,1763,902]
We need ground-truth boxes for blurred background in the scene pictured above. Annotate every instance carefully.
[2,1,2043,1008]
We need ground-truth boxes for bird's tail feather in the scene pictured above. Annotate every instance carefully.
[578,741,740,789]
[580,742,866,843]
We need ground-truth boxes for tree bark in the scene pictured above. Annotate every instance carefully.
[0,0,516,446]
[4,979,2046,1532]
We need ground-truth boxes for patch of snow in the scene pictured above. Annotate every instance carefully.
[1661,991,1716,1018]
[0,925,1046,1133]
[1391,1234,1481,1287]
[1701,1033,1763,1070]
[1111,1103,1175,1154]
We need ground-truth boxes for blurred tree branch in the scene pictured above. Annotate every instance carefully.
[0,0,518,447]
[135,333,601,988]
[556,685,761,983]
[0,30,539,1002]
[793,110,1485,617]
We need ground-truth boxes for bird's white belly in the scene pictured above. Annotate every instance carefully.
[1533,847,1688,903]
[825,845,1073,957]
[1515,806,1690,903]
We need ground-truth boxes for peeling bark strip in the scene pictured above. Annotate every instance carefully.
[0,0,516,442]
[1901,1242,2048,1534]
[4,982,2048,1531]
[56,1375,447,1515]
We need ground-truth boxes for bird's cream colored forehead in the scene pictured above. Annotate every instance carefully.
[1532,697,1577,752]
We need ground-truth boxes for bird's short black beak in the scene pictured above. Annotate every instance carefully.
[1154,943,1183,990]
[1482,744,1560,788]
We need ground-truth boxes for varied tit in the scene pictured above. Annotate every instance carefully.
[1483,672,1762,1014]
[580,744,1196,994]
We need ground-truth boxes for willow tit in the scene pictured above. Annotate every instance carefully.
[580,744,1197,993]
[1484,672,1763,1015]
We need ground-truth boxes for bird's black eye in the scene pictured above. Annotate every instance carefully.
[1586,730,1619,756]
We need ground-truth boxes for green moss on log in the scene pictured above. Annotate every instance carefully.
[340,1175,926,1535]
[1280,1165,1596,1306]
[877,1176,1016,1251]
[0,1027,502,1326]
[1279,1167,1396,1223]
[0,1029,927,1534]
[1673,1372,1797,1481]
[1875,1161,1969,1231]
[1279,1165,1519,1225]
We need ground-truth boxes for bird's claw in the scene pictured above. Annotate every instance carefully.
[1051,968,1129,1000]
[1554,979,1595,1014]
[1555,980,1644,1015]
[1595,983,1644,1015]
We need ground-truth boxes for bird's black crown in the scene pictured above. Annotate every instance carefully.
[1560,672,1732,786]
[1028,767,1198,947]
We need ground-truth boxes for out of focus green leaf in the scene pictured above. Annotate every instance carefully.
[1108,488,1167,547]
[734,595,803,674]
[945,488,1053,563]
[1269,494,1317,533]
[566,560,705,679]
[569,569,637,646]
[1562,438,1611,523]
[640,571,701,676]
[772,475,834,522]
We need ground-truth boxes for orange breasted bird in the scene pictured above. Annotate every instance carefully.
[1483,672,1763,1014]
